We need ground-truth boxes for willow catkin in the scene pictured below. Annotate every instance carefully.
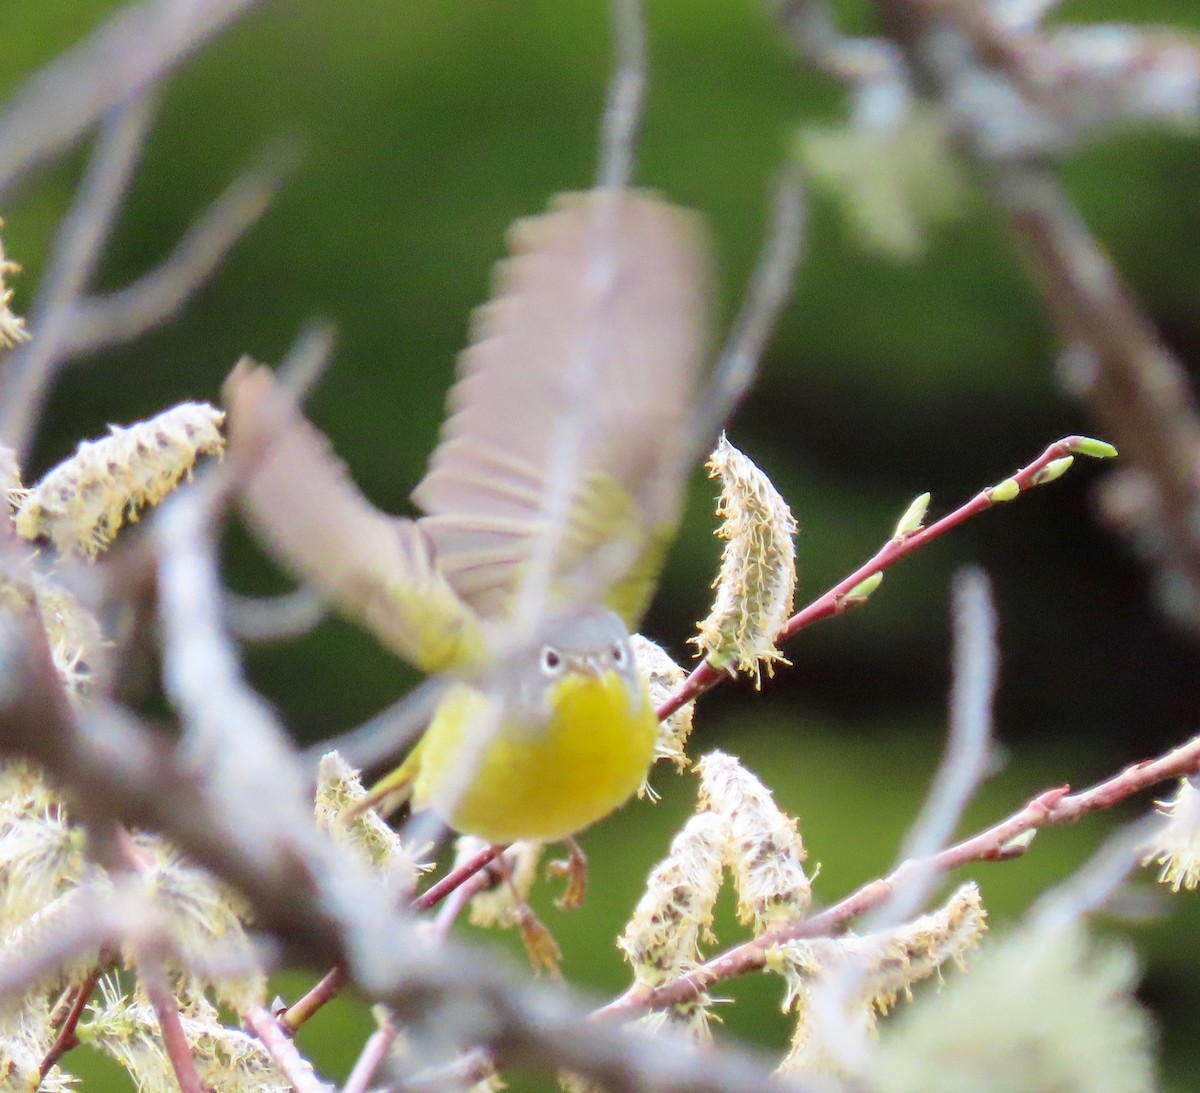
[14,402,225,558]
[630,634,695,795]
[695,750,811,934]
[0,225,29,349]
[774,883,987,1081]
[314,752,429,896]
[865,922,1153,1093]
[618,810,725,987]
[693,435,797,685]
[1143,774,1200,892]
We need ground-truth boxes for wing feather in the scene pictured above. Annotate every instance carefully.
[223,362,481,672]
[413,190,713,624]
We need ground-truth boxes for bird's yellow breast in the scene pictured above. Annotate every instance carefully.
[412,670,657,843]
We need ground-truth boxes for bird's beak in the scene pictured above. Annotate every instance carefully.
[569,654,604,678]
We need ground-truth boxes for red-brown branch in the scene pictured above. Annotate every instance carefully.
[38,969,103,1082]
[657,435,1097,722]
[595,729,1200,1020]
[140,959,205,1093]
[343,1014,398,1093]
[245,1005,328,1093]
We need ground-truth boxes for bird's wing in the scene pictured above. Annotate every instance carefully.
[223,362,482,673]
[412,189,714,627]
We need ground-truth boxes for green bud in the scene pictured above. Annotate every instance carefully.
[1068,436,1118,459]
[893,492,931,538]
[998,829,1037,857]
[988,478,1020,503]
[1033,456,1074,486]
[845,572,884,602]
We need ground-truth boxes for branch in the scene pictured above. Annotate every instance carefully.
[596,0,646,191]
[223,585,327,642]
[658,434,1105,721]
[865,0,1200,634]
[139,956,206,1093]
[873,564,998,929]
[0,0,262,200]
[37,969,104,1082]
[0,507,802,1093]
[689,165,806,455]
[279,967,347,1034]
[0,95,154,458]
[244,1005,332,1093]
[342,1013,398,1093]
[596,726,1200,1019]
[60,143,296,357]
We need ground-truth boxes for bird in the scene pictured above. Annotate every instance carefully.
[224,188,712,844]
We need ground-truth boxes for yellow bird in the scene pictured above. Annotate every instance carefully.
[225,189,712,844]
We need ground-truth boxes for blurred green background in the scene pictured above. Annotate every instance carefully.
[6,0,1200,1088]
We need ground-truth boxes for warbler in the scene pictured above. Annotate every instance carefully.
[225,189,712,843]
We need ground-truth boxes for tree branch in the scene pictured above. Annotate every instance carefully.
[596,728,1200,1019]
[0,0,262,200]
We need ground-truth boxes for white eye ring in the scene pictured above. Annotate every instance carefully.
[540,646,563,675]
[610,642,626,666]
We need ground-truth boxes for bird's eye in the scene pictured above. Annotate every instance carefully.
[610,642,626,666]
[540,646,563,674]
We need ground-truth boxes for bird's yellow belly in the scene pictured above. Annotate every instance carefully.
[413,672,657,843]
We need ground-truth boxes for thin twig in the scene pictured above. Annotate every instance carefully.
[0,0,261,200]
[870,0,1200,633]
[139,957,206,1093]
[658,435,1099,722]
[279,966,347,1034]
[774,0,904,86]
[343,1013,398,1093]
[879,565,999,925]
[689,165,806,456]
[224,585,327,642]
[413,843,505,912]
[37,968,104,1082]
[0,898,122,1007]
[596,0,646,191]
[1030,813,1165,930]
[60,143,297,357]
[299,674,450,775]
[245,1005,332,1093]
[278,845,507,1031]
[596,726,1200,1020]
[0,95,154,458]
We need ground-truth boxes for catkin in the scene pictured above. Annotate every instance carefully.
[630,634,695,788]
[774,883,987,1080]
[1143,775,1200,891]
[693,435,797,684]
[14,402,225,558]
[695,750,811,933]
[0,226,29,349]
[618,810,725,986]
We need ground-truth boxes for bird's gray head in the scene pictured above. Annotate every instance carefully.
[500,605,642,722]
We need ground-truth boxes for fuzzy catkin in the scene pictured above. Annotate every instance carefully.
[0,227,29,349]
[1143,775,1200,891]
[314,751,429,895]
[618,810,725,986]
[695,750,811,933]
[866,923,1154,1093]
[630,634,695,790]
[693,435,797,684]
[14,402,225,558]
[774,883,987,1082]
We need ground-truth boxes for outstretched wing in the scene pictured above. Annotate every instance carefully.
[412,190,713,626]
[223,362,482,673]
